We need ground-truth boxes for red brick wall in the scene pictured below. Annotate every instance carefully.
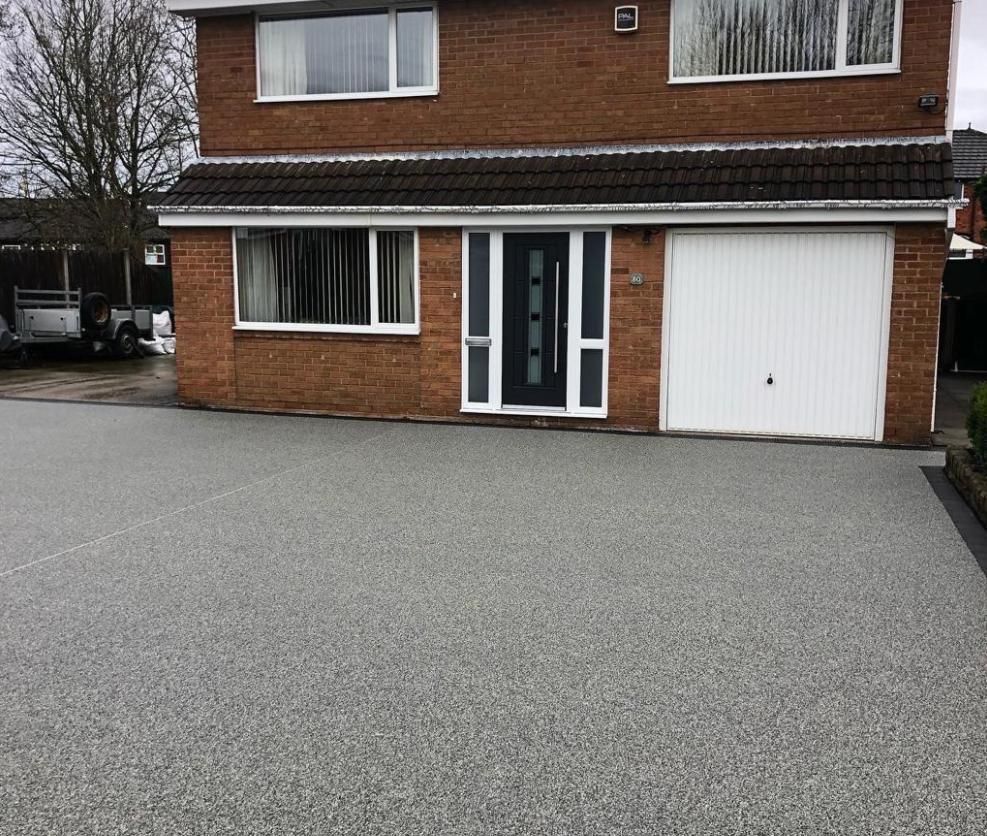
[170,226,666,429]
[171,230,237,406]
[884,223,947,445]
[419,230,463,416]
[608,229,663,430]
[955,183,986,245]
[171,223,942,444]
[196,0,951,157]
[171,228,464,419]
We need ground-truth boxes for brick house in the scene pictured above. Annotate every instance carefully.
[951,127,987,250]
[156,0,961,444]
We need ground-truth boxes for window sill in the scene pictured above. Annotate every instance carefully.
[462,406,607,420]
[667,66,900,85]
[254,88,438,104]
[234,324,420,336]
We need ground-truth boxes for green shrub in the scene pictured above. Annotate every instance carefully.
[968,384,987,464]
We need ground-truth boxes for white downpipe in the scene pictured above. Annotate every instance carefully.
[946,0,964,142]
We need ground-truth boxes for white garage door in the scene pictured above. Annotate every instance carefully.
[662,228,893,440]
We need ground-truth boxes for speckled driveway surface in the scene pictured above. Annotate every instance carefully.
[1,400,985,836]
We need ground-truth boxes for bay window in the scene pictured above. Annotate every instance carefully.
[671,0,902,82]
[257,4,437,100]
[234,228,419,334]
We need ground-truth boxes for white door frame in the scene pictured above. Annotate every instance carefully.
[461,226,612,419]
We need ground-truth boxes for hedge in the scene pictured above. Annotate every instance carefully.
[967,383,987,465]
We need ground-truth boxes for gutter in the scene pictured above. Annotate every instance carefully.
[185,135,953,166]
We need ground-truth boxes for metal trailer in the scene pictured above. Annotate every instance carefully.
[13,286,158,359]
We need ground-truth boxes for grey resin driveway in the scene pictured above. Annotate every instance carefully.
[1,400,985,835]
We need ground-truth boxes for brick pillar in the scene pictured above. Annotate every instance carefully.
[171,229,237,407]
[418,227,463,417]
[607,227,664,431]
[884,223,947,444]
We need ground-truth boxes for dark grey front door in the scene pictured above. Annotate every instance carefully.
[502,233,569,408]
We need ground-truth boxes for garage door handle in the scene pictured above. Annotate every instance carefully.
[767,374,774,385]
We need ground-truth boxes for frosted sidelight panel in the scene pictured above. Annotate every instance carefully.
[466,233,492,404]
[580,349,604,409]
[468,233,490,336]
[581,232,606,340]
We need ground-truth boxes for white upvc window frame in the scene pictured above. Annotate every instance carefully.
[254,2,439,103]
[668,0,904,85]
[460,227,612,420]
[144,243,167,266]
[231,227,421,336]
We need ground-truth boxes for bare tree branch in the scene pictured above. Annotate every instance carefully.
[0,0,197,251]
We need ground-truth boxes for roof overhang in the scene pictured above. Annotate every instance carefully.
[951,233,986,251]
[152,201,954,228]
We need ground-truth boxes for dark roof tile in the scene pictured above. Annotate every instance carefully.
[157,142,955,210]
[952,129,987,180]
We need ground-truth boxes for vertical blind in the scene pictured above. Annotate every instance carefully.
[236,228,416,329]
[259,6,435,97]
[397,8,435,88]
[377,230,416,325]
[846,0,897,66]
[673,0,899,79]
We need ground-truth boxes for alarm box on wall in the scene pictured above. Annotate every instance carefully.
[614,6,638,32]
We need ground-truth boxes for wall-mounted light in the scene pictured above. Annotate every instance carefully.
[918,94,941,112]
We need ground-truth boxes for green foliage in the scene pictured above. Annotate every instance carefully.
[974,174,987,217]
[967,384,987,464]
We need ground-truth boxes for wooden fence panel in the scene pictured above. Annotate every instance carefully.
[0,248,172,323]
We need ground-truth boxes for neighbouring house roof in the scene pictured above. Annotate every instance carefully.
[0,197,170,245]
[155,141,955,212]
[951,129,987,181]
[950,233,985,252]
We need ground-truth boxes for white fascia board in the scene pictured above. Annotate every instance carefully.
[152,203,951,228]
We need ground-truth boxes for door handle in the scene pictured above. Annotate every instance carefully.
[553,262,560,374]
[767,373,774,385]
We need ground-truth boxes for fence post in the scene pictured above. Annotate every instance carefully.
[123,251,133,308]
[61,249,70,302]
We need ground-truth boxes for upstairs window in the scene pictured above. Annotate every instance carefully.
[671,0,902,83]
[257,4,437,100]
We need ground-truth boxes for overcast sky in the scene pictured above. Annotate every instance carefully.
[955,0,986,130]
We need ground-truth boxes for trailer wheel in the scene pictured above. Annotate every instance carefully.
[81,292,112,331]
[113,325,140,359]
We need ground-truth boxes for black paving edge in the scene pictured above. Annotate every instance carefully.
[922,465,987,578]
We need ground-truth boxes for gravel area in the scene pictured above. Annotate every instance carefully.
[1,400,985,835]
